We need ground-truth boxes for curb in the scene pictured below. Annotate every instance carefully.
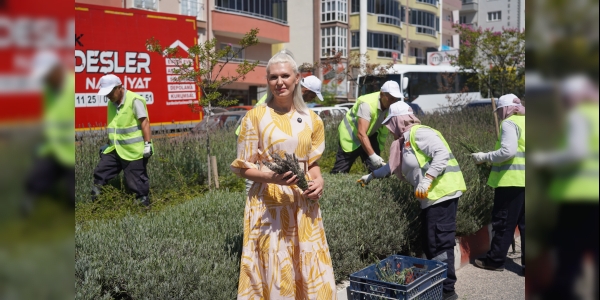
[337,224,522,299]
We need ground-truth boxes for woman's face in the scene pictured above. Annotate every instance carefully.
[268,62,299,99]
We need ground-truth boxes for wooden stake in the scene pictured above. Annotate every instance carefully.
[490,96,500,139]
[211,155,219,189]
[207,154,211,189]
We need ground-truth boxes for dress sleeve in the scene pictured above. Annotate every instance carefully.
[230,112,261,174]
[308,112,325,166]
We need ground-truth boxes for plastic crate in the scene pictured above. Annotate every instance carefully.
[349,255,447,300]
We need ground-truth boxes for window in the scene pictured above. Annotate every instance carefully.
[403,72,479,95]
[215,0,288,24]
[322,0,348,23]
[488,11,501,21]
[134,0,157,10]
[409,10,438,36]
[351,0,402,26]
[416,0,437,6]
[321,27,348,57]
[220,43,244,61]
[351,31,403,58]
[460,16,467,24]
[181,0,199,17]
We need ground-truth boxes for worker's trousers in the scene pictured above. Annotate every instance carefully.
[330,133,380,174]
[93,150,149,198]
[486,187,525,267]
[421,197,458,293]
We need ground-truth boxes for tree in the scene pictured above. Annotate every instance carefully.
[145,29,260,189]
[451,24,525,136]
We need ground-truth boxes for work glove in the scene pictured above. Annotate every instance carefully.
[143,141,153,158]
[357,173,374,187]
[471,152,488,164]
[369,153,386,169]
[99,144,109,158]
[415,176,433,199]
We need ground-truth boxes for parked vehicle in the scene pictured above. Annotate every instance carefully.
[226,105,254,112]
[191,111,247,133]
[334,102,356,110]
[203,107,228,116]
[310,106,348,119]
[464,99,493,109]
[406,102,425,115]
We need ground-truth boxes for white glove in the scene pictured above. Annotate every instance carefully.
[357,173,374,187]
[369,153,386,168]
[415,176,433,199]
[143,142,153,158]
[471,152,488,164]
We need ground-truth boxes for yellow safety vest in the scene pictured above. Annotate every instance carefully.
[550,104,599,201]
[487,115,525,188]
[40,73,75,166]
[337,92,389,153]
[409,125,467,200]
[103,91,150,161]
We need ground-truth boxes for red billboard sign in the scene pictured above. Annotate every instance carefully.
[75,4,201,130]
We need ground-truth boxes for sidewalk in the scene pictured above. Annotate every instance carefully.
[337,239,524,300]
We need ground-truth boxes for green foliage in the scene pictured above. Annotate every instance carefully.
[146,28,260,109]
[452,24,525,98]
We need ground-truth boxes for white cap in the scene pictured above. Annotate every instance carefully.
[97,74,122,96]
[30,50,61,81]
[382,101,413,124]
[495,93,520,111]
[380,80,403,99]
[301,75,324,101]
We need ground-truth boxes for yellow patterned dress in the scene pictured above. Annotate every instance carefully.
[230,105,337,300]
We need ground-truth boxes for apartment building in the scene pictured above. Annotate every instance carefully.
[460,0,525,31]
[75,0,290,105]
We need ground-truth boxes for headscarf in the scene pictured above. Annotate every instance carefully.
[497,96,525,121]
[386,113,421,180]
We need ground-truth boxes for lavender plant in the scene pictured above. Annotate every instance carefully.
[262,152,309,191]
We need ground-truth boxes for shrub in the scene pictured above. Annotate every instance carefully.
[75,190,245,300]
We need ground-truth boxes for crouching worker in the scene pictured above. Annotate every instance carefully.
[357,101,466,300]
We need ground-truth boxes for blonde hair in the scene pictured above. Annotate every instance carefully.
[265,49,308,114]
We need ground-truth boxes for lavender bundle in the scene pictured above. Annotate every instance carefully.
[262,152,309,191]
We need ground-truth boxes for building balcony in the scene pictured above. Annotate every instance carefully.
[211,10,289,44]
[349,14,403,34]
[407,25,439,46]
[216,61,268,86]
[443,0,462,11]
[460,0,478,12]
[443,20,456,34]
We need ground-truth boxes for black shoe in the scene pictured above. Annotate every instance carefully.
[443,290,458,300]
[91,185,101,202]
[474,258,505,271]
[137,196,151,207]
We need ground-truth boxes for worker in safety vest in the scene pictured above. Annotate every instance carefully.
[91,74,153,207]
[471,94,525,273]
[330,80,401,174]
[358,101,466,300]
[530,75,598,299]
[22,50,75,216]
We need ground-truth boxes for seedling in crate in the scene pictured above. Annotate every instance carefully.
[375,260,416,285]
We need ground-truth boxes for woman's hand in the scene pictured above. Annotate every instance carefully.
[303,177,324,201]
[269,171,299,186]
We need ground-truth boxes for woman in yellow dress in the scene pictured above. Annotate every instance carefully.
[230,50,337,300]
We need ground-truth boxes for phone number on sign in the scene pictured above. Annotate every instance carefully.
[75,92,155,107]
